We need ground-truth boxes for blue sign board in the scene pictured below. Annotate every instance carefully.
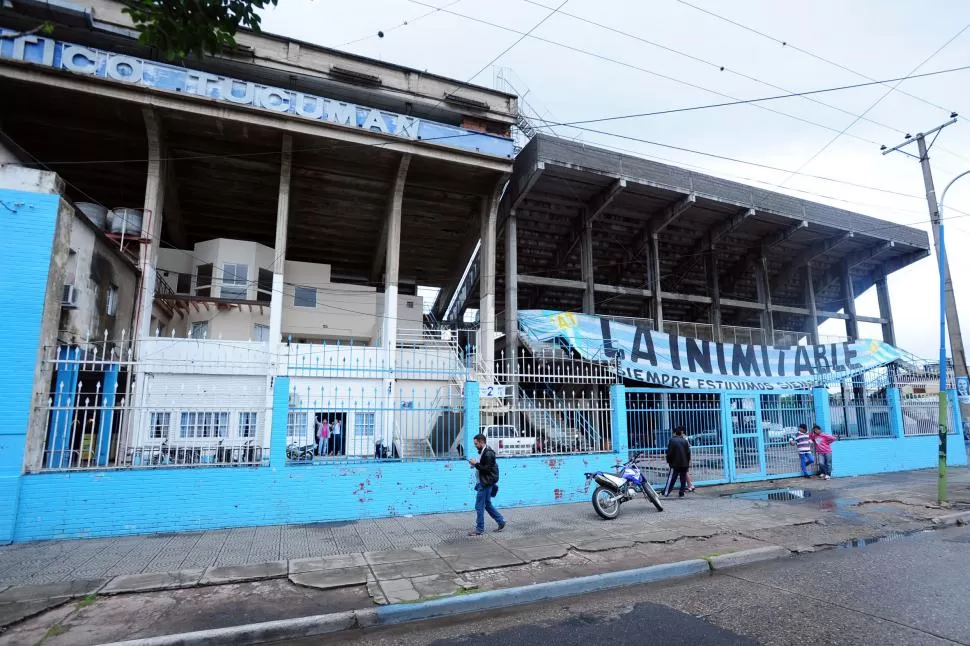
[0,29,514,159]
[519,310,903,391]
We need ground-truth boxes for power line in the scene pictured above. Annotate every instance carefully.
[525,64,970,130]
[406,0,902,149]
[672,0,970,161]
[338,0,465,47]
[522,0,955,149]
[779,23,970,186]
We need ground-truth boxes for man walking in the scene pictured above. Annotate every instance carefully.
[468,433,506,536]
[663,426,691,498]
[810,424,838,479]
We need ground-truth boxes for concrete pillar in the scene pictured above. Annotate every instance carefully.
[505,208,519,376]
[135,109,166,343]
[755,255,774,345]
[813,387,832,433]
[380,154,411,454]
[804,264,819,345]
[463,381,480,458]
[706,240,722,342]
[581,215,595,314]
[887,387,904,438]
[269,376,290,466]
[841,261,859,341]
[649,230,663,332]
[380,154,411,358]
[874,271,896,346]
[268,135,292,348]
[610,384,628,456]
[265,135,292,456]
[479,179,503,375]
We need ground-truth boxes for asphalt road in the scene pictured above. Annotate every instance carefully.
[300,525,970,645]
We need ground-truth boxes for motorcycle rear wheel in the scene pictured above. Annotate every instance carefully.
[592,486,622,520]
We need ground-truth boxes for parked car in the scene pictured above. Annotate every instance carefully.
[482,425,536,456]
[766,424,799,443]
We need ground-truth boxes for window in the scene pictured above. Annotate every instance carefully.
[406,300,414,309]
[149,412,171,439]
[356,412,376,437]
[287,412,309,440]
[195,264,213,297]
[257,268,273,303]
[179,411,229,438]
[294,286,317,308]
[176,272,192,294]
[106,284,119,316]
[191,321,209,339]
[238,412,258,438]
[253,324,270,343]
[221,263,249,300]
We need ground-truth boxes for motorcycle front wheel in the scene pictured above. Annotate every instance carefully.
[592,486,622,520]
[642,482,664,512]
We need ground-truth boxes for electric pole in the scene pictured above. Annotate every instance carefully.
[882,115,968,504]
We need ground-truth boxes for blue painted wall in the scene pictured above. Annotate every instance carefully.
[0,189,60,543]
[831,433,967,478]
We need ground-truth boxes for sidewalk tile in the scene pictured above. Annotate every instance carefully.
[289,553,366,575]
[363,546,437,566]
[0,579,106,603]
[199,561,286,586]
[378,577,420,603]
[100,569,204,594]
[370,557,454,580]
[289,566,368,590]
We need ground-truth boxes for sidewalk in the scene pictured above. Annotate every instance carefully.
[1,468,969,645]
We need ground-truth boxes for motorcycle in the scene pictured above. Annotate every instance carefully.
[584,454,664,519]
[286,443,316,461]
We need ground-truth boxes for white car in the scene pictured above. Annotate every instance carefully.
[482,425,536,456]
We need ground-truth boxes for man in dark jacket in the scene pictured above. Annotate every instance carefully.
[468,433,506,536]
[664,426,692,498]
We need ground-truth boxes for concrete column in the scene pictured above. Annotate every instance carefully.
[649,229,663,332]
[269,376,290,466]
[463,381,480,458]
[268,135,292,349]
[609,384,628,456]
[874,271,896,346]
[887,387,904,438]
[265,135,292,456]
[380,154,412,359]
[479,179,503,374]
[706,240,722,342]
[380,154,411,454]
[135,109,166,343]
[804,264,819,344]
[580,214,595,314]
[755,255,775,345]
[841,261,859,341]
[505,208,519,375]
[642,232,655,324]
[813,387,832,434]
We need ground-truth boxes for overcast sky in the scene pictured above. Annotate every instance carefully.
[262,0,970,358]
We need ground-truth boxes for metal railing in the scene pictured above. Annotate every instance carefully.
[285,384,464,463]
[626,391,725,485]
[761,393,815,477]
[494,388,612,456]
[900,393,959,437]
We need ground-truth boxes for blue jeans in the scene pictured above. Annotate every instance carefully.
[817,453,832,477]
[799,452,815,476]
[474,483,504,534]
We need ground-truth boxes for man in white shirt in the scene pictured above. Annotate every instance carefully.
[332,418,343,456]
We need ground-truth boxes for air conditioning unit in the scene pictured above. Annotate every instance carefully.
[62,284,79,309]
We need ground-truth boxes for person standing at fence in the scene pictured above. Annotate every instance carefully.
[663,426,691,498]
[468,433,506,536]
[790,424,815,478]
[317,417,329,457]
[332,417,343,456]
[810,424,837,479]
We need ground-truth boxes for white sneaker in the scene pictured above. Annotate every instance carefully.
[824,475,831,480]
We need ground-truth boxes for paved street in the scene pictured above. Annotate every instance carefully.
[311,525,970,646]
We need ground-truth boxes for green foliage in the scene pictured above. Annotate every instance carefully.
[122,0,280,60]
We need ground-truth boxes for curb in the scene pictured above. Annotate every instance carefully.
[931,511,970,527]
[99,559,710,646]
[707,546,791,571]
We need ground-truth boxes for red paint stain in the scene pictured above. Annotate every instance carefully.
[554,488,564,500]
[547,459,558,469]
[444,463,453,471]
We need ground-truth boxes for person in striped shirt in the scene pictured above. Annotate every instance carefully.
[790,423,815,478]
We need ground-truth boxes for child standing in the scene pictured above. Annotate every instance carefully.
[810,424,838,479]
[790,423,815,478]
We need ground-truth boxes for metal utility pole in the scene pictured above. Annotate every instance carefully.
[882,115,967,504]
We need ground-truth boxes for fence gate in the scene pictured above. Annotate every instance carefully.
[725,394,766,482]
[761,392,814,478]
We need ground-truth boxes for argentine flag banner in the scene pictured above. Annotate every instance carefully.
[518,310,902,391]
